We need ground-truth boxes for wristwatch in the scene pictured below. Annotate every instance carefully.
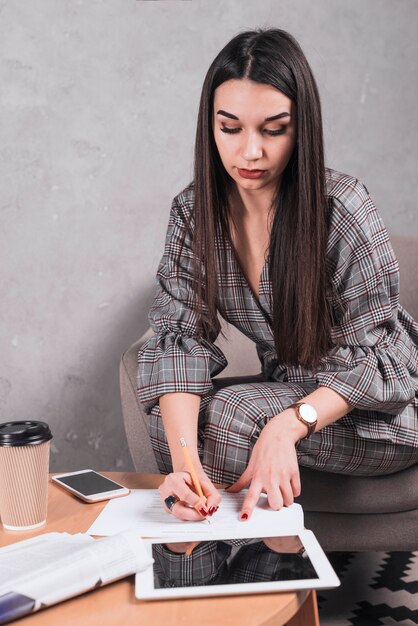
[288,402,318,439]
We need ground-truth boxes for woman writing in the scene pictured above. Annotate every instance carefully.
[137,28,418,524]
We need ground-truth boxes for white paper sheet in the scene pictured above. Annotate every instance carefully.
[86,489,303,538]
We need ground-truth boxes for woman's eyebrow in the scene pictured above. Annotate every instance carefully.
[216,109,291,121]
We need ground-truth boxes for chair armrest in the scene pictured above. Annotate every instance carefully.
[120,329,159,473]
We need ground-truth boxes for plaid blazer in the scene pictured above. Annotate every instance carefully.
[137,168,418,447]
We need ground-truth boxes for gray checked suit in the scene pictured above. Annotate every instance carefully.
[137,168,418,482]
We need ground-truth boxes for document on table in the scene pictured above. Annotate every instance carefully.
[86,489,304,538]
[0,530,153,622]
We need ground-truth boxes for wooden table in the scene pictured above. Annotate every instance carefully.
[0,472,320,626]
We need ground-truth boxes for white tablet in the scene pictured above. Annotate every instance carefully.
[135,529,340,600]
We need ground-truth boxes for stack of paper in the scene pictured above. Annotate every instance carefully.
[0,531,153,623]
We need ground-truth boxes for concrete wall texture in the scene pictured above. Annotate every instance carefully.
[1,0,417,472]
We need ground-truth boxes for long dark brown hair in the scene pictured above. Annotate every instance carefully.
[189,27,333,370]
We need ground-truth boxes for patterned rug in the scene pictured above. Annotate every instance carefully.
[318,552,418,625]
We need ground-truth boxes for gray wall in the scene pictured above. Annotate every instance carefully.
[1,0,417,472]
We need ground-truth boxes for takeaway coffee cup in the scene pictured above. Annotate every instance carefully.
[0,421,53,531]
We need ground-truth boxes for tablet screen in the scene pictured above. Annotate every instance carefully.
[151,535,319,590]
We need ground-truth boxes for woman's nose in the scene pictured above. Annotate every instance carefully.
[241,131,263,161]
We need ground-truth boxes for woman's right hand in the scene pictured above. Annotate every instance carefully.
[159,469,222,521]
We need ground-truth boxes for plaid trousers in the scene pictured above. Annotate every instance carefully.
[149,379,418,483]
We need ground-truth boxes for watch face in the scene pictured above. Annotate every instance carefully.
[299,404,317,423]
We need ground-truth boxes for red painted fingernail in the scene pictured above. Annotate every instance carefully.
[208,506,216,515]
[199,507,208,516]
[240,513,248,521]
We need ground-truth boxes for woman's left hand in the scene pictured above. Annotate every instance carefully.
[226,409,304,519]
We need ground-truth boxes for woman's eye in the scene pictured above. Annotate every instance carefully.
[220,127,240,134]
[220,127,286,136]
[266,128,286,136]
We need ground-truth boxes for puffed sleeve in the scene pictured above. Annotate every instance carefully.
[137,190,228,414]
[315,179,418,413]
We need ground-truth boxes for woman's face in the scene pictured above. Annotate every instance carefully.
[212,79,297,196]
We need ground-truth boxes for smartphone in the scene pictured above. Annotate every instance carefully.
[51,469,130,503]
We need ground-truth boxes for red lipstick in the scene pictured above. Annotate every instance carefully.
[237,168,266,179]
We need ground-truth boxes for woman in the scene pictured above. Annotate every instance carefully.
[137,27,418,523]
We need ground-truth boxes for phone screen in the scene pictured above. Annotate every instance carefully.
[56,471,125,496]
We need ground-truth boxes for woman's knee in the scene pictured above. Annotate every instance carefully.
[205,381,309,432]
[204,385,267,438]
